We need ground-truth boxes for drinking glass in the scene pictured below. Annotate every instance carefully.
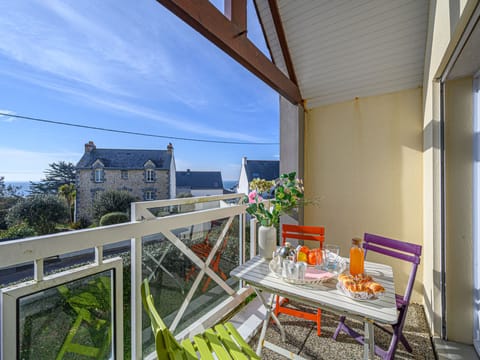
[322,244,340,271]
[314,248,324,270]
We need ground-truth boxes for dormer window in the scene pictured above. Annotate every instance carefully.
[94,168,104,183]
[145,169,155,182]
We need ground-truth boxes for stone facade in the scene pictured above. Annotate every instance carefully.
[75,141,174,221]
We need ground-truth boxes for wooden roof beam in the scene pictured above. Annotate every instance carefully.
[156,0,302,105]
[268,0,298,86]
[225,0,246,35]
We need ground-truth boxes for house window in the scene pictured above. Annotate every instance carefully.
[121,170,128,179]
[144,190,155,201]
[146,169,155,182]
[94,169,104,183]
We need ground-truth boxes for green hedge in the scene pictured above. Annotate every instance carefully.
[99,212,129,226]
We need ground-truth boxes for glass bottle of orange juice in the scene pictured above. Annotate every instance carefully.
[349,237,364,276]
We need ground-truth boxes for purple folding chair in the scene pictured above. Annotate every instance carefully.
[333,233,422,360]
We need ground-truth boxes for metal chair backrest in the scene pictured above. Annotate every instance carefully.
[363,233,422,307]
[281,224,325,246]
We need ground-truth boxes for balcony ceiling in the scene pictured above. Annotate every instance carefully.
[255,0,430,109]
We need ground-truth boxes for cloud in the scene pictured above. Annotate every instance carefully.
[88,97,268,143]
[0,1,173,97]
[0,147,81,182]
[0,110,16,122]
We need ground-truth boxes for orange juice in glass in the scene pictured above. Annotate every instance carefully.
[349,237,364,276]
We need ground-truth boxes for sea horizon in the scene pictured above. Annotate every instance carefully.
[5,180,238,196]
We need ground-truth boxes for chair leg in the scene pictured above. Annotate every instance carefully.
[185,264,196,282]
[399,333,413,353]
[316,309,322,336]
[333,316,346,340]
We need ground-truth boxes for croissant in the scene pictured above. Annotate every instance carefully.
[355,274,373,283]
[338,273,352,282]
[342,279,356,288]
[345,283,373,294]
[365,281,385,294]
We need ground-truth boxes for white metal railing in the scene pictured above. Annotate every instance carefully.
[0,194,257,360]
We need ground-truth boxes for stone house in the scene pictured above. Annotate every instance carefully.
[237,157,279,195]
[75,141,176,220]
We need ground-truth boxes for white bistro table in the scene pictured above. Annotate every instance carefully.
[230,255,398,360]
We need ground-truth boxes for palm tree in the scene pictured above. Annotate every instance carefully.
[58,184,76,224]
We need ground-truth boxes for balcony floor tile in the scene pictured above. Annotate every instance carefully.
[248,302,435,359]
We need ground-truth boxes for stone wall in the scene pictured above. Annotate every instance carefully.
[75,169,170,221]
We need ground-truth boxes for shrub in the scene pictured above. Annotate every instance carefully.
[93,190,137,221]
[0,223,37,240]
[70,216,91,230]
[6,195,68,235]
[99,212,129,226]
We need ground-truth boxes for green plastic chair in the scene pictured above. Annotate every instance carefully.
[141,279,260,360]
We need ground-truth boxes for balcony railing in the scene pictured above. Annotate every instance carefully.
[0,194,258,360]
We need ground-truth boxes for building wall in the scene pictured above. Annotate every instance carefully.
[445,77,474,342]
[237,159,249,195]
[190,189,224,197]
[76,169,169,220]
[304,87,424,303]
[169,157,176,199]
[422,0,477,341]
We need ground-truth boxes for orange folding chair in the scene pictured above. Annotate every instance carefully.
[185,221,228,292]
[274,224,325,335]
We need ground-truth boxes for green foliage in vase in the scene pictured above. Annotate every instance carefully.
[244,172,304,227]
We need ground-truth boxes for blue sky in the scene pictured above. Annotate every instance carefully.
[0,0,279,182]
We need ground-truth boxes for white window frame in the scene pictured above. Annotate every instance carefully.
[473,75,480,355]
[94,168,104,183]
[0,259,123,360]
[146,169,155,182]
[145,190,154,201]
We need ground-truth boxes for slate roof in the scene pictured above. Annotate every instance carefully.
[76,148,172,170]
[245,160,279,182]
[176,171,223,189]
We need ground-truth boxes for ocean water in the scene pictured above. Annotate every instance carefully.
[223,180,237,190]
[5,181,237,195]
[5,182,31,196]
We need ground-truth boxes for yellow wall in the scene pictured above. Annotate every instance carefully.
[304,87,424,302]
[445,77,473,342]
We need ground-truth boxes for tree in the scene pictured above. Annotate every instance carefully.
[58,183,76,224]
[30,161,76,195]
[92,190,137,221]
[7,195,69,235]
[0,176,22,230]
[0,176,22,198]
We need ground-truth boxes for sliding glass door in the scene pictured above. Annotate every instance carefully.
[474,75,480,355]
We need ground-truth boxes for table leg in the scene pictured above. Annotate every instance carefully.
[363,319,375,359]
[253,288,286,356]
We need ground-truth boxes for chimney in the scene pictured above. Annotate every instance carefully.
[85,141,96,153]
[242,156,247,166]
[186,169,191,175]
[167,142,174,153]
